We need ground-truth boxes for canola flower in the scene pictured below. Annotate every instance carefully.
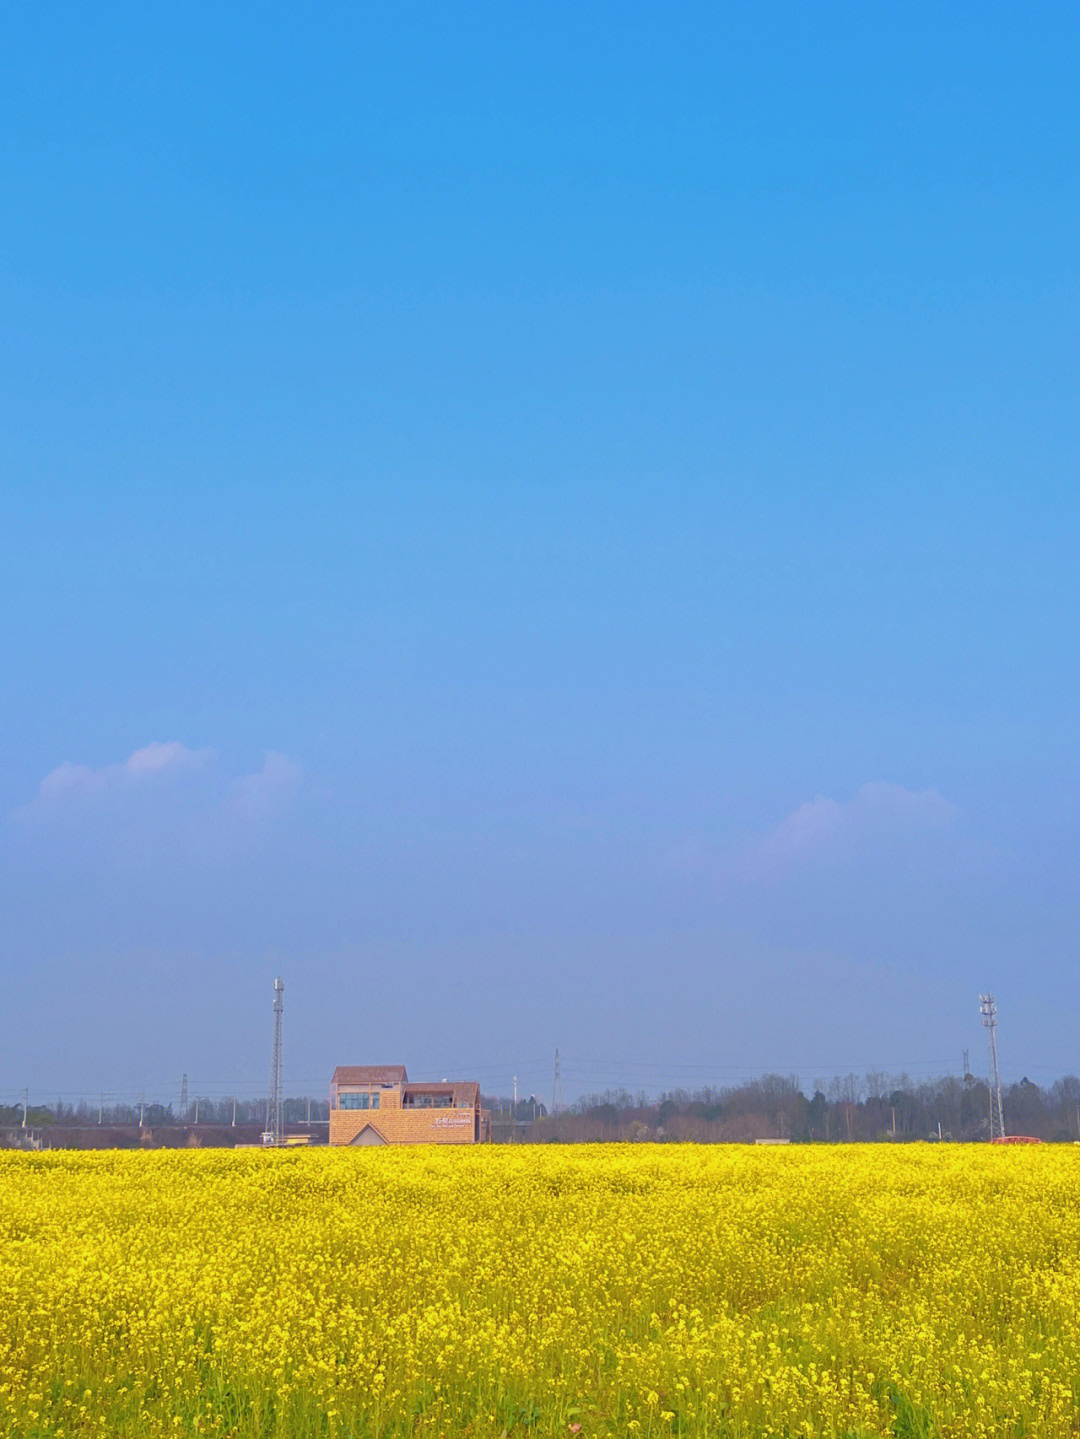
[0,1145,1078,1437]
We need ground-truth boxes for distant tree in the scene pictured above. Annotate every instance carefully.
[804,1090,828,1141]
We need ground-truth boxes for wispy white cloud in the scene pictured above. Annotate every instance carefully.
[31,741,212,807]
[221,751,304,825]
[123,740,205,777]
[739,782,959,883]
[16,743,303,864]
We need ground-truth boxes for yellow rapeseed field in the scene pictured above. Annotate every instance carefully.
[1,1145,1077,1438]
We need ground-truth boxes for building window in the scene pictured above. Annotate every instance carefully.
[339,1092,380,1110]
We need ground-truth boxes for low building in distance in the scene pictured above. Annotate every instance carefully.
[329,1064,488,1145]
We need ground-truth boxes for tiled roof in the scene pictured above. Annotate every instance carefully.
[332,1065,408,1086]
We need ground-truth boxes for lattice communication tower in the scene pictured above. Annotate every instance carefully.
[265,977,284,1144]
[979,993,1005,1140]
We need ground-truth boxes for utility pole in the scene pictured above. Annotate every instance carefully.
[232,1097,237,1127]
[180,1073,188,1122]
[139,1092,145,1128]
[22,1088,28,1129]
[99,1093,104,1125]
[193,1096,199,1125]
[265,977,284,1145]
[980,993,1005,1140]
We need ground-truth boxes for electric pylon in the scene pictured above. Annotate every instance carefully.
[979,993,1005,1140]
[265,978,284,1144]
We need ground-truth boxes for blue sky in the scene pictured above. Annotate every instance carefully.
[3,3,1078,1105]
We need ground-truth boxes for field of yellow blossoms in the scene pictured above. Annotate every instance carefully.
[1,1145,1078,1438]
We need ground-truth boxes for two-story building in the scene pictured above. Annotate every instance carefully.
[329,1064,487,1145]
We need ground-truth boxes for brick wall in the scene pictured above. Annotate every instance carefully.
[329,1105,479,1146]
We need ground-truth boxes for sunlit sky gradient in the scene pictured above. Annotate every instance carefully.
[3,3,1079,1104]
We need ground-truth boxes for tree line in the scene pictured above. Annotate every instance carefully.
[0,1096,329,1134]
[8,1073,1080,1146]
[486,1072,1080,1143]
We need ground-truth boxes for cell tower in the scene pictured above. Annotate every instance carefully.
[979,993,1005,1140]
[179,1072,188,1120]
[552,1048,564,1117]
[265,977,284,1145]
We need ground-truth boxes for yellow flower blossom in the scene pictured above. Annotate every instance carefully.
[0,1145,1077,1436]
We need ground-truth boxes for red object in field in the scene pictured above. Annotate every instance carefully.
[992,1135,1042,1144]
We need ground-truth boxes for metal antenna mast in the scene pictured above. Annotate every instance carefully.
[979,993,1005,1140]
[266,977,284,1145]
[179,1073,188,1121]
[552,1048,563,1117]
